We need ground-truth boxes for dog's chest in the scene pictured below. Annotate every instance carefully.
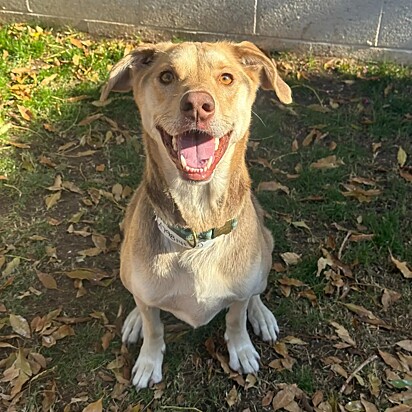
[137,247,260,328]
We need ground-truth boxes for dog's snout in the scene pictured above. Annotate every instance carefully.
[180,92,215,122]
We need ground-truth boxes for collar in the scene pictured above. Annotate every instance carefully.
[155,214,238,249]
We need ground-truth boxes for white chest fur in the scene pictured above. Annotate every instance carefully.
[129,236,264,328]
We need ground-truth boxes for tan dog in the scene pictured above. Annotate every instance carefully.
[101,41,292,389]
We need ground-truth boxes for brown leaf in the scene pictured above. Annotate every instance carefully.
[262,391,274,407]
[226,386,238,407]
[385,406,412,412]
[17,104,33,121]
[297,289,318,306]
[36,272,58,290]
[278,277,305,287]
[390,252,412,279]
[45,191,61,210]
[62,181,83,194]
[345,401,364,411]
[78,247,102,257]
[331,363,348,378]
[396,340,412,352]
[378,350,403,371]
[330,321,356,346]
[63,268,108,281]
[349,233,374,242]
[101,330,115,351]
[368,373,381,397]
[307,104,331,113]
[280,252,301,266]
[257,181,290,194]
[3,256,21,276]
[272,387,295,411]
[344,303,392,329]
[9,314,31,338]
[82,398,103,412]
[310,155,344,169]
[52,325,75,341]
[381,288,402,312]
[400,167,412,182]
[312,390,324,407]
[92,234,107,252]
[360,398,378,412]
[112,183,123,201]
[341,185,382,203]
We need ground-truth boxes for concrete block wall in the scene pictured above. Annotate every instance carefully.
[1,0,411,63]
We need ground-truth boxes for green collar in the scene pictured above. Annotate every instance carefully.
[155,214,238,248]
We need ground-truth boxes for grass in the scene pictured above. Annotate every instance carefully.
[1,23,412,412]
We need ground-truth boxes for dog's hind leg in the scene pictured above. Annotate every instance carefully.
[122,306,143,344]
[247,295,279,343]
[225,299,260,374]
[130,301,165,389]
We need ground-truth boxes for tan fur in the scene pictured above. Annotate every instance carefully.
[101,41,291,389]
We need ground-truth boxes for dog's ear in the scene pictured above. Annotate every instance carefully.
[234,41,292,104]
[100,46,158,101]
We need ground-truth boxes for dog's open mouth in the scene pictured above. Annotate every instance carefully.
[158,127,232,181]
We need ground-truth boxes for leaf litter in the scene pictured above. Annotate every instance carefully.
[1,24,412,412]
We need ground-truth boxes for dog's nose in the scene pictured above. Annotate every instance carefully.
[180,92,215,122]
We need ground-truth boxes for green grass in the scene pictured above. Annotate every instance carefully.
[1,23,411,412]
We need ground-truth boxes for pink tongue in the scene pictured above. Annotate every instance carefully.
[179,132,215,168]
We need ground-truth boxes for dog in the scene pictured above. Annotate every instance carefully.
[100,41,292,389]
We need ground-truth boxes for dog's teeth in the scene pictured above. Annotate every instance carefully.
[172,137,178,151]
[180,155,187,169]
[206,156,213,170]
[215,138,219,151]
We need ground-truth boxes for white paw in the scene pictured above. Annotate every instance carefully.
[248,297,279,343]
[132,343,165,389]
[122,307,143,345]
[225,332,260,374]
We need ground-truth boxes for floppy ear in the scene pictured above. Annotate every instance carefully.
[234,41,292,104]
[100,46,158,101]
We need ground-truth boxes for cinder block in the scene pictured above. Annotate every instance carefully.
[140,0,254,34]
[378,0,412,49]
[29,0,140,25]
[0,0,27,12]
[257,0,381,46]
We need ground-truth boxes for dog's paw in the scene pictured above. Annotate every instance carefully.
[122,307,143,345]
[225,332,260,374]
[248,296,279,343]
[132,343,165,389]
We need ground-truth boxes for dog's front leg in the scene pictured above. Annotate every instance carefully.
[131,300,165,389]
[224,299,260,374]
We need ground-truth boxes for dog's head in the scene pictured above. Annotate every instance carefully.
[101,41,291,183]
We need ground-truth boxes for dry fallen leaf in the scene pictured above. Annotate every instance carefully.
[9,314,31,338]
[226,386,238,407]
[390,252,412,279]
[378,350,403,371]
[257,181,290,195]
[44,191,61,210]
[397,146,407,168]
[280,252,302,266]
[396,340,412,352]
[310,155,344,169]
[272,387,295,411]
[360,398,378,412]
[3,256,21,276]
[381,288,402,312]
[330,321,356,347]
[82,398,103,412]
[36,271,58,290]
[343,303,392,329]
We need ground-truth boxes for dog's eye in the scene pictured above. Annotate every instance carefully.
[159,71,174,84]
[219,73,234,85]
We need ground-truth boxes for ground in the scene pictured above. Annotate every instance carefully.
[0,24,411,412]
